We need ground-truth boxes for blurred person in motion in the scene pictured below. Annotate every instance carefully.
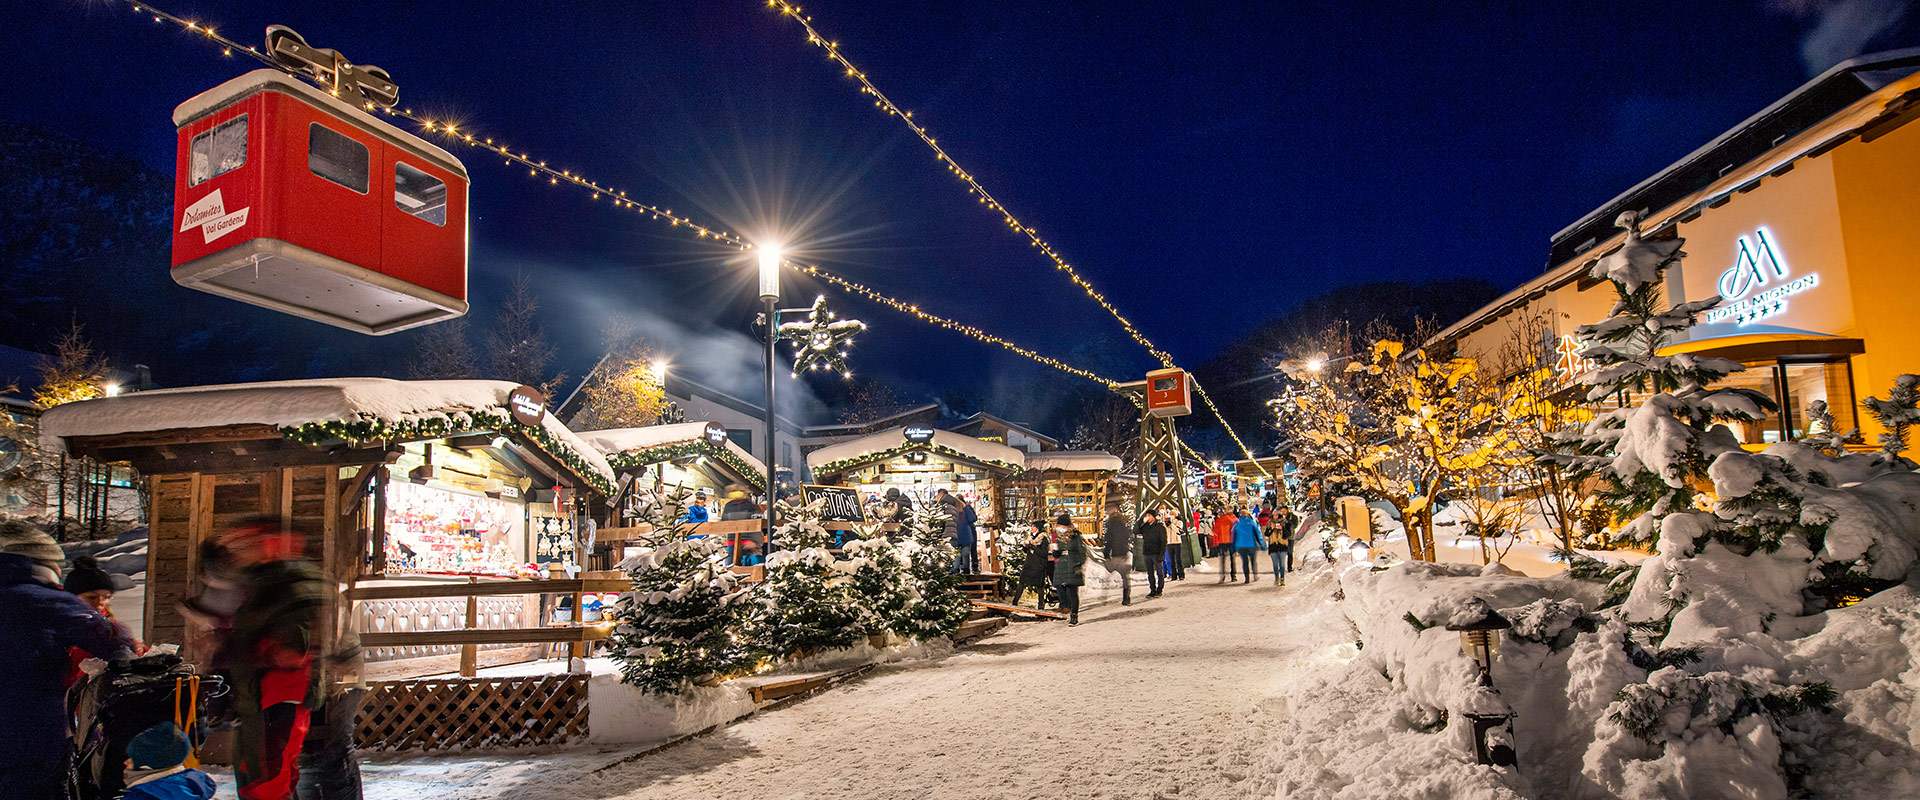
[1212,507,1240,582]
[1049,514,1086,626]
[1137,509,1167,598]
[219,517,325,800]
[1101,505,1133,605]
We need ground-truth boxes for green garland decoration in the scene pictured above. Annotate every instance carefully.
[279,410,616,495]
[813,440,1024,478]
[604,440,768,492]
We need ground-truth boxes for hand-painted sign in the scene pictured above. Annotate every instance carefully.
[1706,228,1819,327]
[802,484,867,523]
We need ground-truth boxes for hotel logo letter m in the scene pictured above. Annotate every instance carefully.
[1717,228,1789,300]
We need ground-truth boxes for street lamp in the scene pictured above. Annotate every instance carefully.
[757,243,783,556]
[1446,597,1516,767]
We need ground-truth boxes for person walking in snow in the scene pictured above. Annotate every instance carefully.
[1232,508,1265,584]
[1012,523,1054,609]
[221,517,325,800]
[0,519,137,799]
[1101,506,1133,605]
[1049,514,1086,626]
[1265,509,1292,586]
[1137,509,1168,597]
[1212,508,1240,582]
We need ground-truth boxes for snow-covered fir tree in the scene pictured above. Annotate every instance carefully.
[891,501,974,641]
[607,485,756,694]
[840,525,916,640]
[1861,373,1919,469]
[750,497,865,657]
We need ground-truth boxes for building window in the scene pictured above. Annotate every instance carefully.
[189,115,247,187]
[308,123,369,193]
[727,429,753,452]
[394,162,448,225]
[782,442,794,471]
[1712,358,1855,445]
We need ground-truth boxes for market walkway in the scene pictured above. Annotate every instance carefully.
[433,566,1348,800]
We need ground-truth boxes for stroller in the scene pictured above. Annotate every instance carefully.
[68,652,225,800]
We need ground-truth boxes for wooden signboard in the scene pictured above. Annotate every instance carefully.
[802,484,866,523]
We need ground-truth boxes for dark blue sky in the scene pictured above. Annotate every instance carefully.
[10,0,1917,408]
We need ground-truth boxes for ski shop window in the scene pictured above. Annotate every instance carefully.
[394,162,448,226]
[307,123,369,193]
[189,115,247,187]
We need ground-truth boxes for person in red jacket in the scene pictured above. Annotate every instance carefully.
[1211,509,1240,582]
[220,518,323,800]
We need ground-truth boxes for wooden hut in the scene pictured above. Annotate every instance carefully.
[805,425,1025,523]
[576,421,769,570]
[41,378,622,751]
[1000,451,1124,538]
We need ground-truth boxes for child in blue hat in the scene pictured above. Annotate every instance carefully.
[121,722,216,800]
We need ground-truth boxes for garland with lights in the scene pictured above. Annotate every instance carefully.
[99,0,1260,470]
[812,441,1025,479]
[605,441,767,492]
[766,0,1270,475]
[279,411,615,495]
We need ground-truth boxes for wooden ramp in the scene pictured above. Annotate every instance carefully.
[960,572,1002,600]
[969,599,1068,620]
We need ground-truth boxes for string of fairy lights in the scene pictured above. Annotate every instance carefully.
[97,0,1253,478]
[764,1,1269,475]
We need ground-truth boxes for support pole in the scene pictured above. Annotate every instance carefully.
[764,295,780,554]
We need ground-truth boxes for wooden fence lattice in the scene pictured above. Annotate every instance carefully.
[355,674,589,751]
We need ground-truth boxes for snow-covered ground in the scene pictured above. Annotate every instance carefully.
[261,557,1355,800]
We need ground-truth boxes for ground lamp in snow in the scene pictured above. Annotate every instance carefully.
[170,27,468,335]
[1447,598,1517,767]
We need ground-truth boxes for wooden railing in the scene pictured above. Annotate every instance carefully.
[348,575,629,675]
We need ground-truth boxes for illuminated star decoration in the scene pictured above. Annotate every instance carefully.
[778,296,866,378]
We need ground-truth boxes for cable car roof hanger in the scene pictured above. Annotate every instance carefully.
[169,26,470,335]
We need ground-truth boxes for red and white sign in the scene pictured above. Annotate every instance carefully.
[179,189,250,243]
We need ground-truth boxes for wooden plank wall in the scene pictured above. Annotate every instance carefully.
[142,466,344,654]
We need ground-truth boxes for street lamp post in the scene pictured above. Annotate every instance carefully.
[758,244,783,554]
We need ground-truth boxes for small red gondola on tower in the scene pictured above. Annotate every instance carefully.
[170,28,468,335]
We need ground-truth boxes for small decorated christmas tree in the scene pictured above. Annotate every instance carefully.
[750,497,864,657]
[608,485,756,694]
[892,501,974,641]
[841,525,916,641]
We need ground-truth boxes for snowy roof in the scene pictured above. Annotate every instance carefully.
[174,70,465,175]
[40,378,614,488]
[576,422,767,476]
[1022,451,1123,473]
[806,426,1026,474]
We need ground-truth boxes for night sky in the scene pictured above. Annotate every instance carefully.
[9,1,1918,415]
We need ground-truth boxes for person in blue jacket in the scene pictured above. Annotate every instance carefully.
[0,519,137,799]
[683,492,711,524]
[1231,508,1266,585]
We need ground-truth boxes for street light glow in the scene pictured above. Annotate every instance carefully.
[758,242,783,299]
[1305,359,1324,372]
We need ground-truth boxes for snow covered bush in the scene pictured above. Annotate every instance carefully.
[890,502,973,641]
[840,529,916,639]
[608,485,757,694]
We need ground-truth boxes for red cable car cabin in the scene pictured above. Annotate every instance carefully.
[171,69,468,335]
[1144,367,1192,417]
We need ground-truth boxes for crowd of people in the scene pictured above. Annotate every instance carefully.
[1001,498,1305,622]
[0,516,360,800]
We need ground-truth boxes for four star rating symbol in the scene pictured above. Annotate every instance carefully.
[778,295,867,377]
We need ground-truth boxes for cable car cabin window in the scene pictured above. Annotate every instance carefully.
[1152,377,1176,392]
[393,162,448,226]
[188,115,247,187]
[307,123,369,194]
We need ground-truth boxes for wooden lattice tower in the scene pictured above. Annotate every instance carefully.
[1123,369,1195,527]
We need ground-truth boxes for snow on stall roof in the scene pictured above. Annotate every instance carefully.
[1022,450,1122,473]
[576,422,767,475]
[806,426,1025,472]
[39,378,614,485]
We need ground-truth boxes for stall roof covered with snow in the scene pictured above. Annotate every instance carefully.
[1022,450,1123,474]
[806,425,1026,480]
[577,421,767,491]
[41,378,614,491]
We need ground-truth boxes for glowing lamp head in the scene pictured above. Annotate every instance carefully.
[757,243,783,299]
[101,384,123,398]
[652,359,669,377]
[1305,359,1324,373]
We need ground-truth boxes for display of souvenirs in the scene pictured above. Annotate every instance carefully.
[384,481,526,575]
[532,514,576,565]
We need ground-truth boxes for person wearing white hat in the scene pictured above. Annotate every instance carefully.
[0,518,137,798]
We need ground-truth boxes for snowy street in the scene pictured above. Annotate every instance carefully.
[351,565,1353,800]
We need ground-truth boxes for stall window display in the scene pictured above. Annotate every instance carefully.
[385,480,527,575]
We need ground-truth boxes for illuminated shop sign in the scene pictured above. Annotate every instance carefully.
[1705,228,1819,327]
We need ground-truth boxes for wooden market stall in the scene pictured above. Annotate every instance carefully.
[40,378,623,751]
[806,425,1025,517]
[575,421,770,571]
